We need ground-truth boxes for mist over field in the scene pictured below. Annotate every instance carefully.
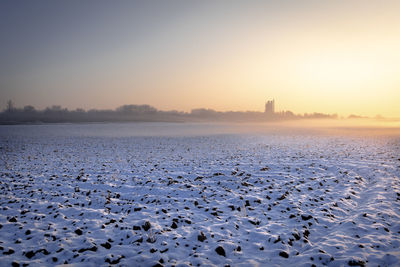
[1,102,399,133]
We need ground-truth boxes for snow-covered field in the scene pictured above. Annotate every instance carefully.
[0,123,399,266]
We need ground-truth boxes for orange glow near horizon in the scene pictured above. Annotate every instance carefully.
[1,1,400,118]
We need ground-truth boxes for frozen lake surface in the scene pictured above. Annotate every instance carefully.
[0,123,399,266]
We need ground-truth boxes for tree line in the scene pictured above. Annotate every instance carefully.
[0,101,338,124]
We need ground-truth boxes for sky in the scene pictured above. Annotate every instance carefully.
[1,0,400,117]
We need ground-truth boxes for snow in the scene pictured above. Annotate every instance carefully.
[0,123,399,266]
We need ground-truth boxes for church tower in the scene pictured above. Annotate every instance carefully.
[265,99,275,114]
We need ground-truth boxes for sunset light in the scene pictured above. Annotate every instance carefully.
[1,1,399,118]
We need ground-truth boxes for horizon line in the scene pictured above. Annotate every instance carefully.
[3,100,398,120]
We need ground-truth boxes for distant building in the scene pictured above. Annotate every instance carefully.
[265,99,275,114]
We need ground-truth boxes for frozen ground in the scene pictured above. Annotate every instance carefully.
[0,123,399,266]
